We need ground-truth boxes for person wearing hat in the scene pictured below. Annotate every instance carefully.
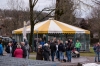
[36,45,43,60]
[42,43,50,61]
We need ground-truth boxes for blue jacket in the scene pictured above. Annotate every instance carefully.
[40,41,45,46]
[0,44,3,55]
[96,45,100,52]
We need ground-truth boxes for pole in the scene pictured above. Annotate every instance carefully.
[36,29,39,49]
[23,21,27,41]
[37,31,38,44]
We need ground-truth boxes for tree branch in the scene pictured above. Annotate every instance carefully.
[92,0,100,5]
[34,8,47,20]
[32,0,38,8]
[35,9,55,24]
[29,0,33,8]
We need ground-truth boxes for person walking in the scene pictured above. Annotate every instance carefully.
[75,40,81,52]
[14,45,23,58]
[50,40,56,61]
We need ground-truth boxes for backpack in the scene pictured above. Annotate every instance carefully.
[93,46,96,51]
[63,59,66,62]
[62,45,65,52]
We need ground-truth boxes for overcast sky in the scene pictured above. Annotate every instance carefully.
[0,0,55,10]
[0,0,94,18]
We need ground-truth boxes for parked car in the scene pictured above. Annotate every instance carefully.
[0,36,12,47]
[2,37,12,42]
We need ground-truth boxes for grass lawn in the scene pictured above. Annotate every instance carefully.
[30,52,36,55]
[29,47,95,60]
[29,57,36,60]
[80,47,95,57]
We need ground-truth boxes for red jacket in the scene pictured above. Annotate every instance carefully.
[14,48,23,58]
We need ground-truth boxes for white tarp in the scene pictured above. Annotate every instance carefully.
[22,21,27,41]
[83,63,100,66]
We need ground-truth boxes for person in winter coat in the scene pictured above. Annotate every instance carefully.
[43,43,50,61]
[75,40,81,52]
[56,39,60,61]
[5,42,12,57]
[93,42,100,62]
[36,45,43,60]
[93,43,98,62]
[65,41,72,62]
[12,41,17,57]
[24,39,30,59]
[14,45,23,58]
[20,42,27,58]
[50,41,56,61]
[40,38,45,46]
[0,41,3,55]
[58,40,65,62]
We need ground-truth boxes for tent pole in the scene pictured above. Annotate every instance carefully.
[60,34,62,40]
[36,30,39,50]
[74,34,76,46]
[32,33,34,51]
[89,34,90,51]
[46,34,48,43]
[84,34,87,51]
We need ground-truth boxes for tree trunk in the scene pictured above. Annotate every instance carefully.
[55,0,60,20]
[29,0,34,50]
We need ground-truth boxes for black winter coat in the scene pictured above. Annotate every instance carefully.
[43,46,50,61]
[12,44,17,57]
[21,45,27,58]
[5,46,12,53]
[65,43,72,51]
[36,48,43,60]
[50,42,56,53]
[58,43,65,52]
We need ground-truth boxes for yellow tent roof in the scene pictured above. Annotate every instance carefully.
[12,19,90,34]
[12,26,30,34]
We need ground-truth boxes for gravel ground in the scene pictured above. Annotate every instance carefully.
[3,51,100,66]
[0,56,59,66]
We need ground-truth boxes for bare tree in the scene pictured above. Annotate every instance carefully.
[7,0,25,10]
[55,0,94,25]
[29,0,56,48]
[88,5,100,41]
[29,0,38,48]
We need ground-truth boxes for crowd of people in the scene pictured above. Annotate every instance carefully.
[36,37,81,62]
[0,37,82,63]
[0,39,30,59]
[0,36,100,63]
